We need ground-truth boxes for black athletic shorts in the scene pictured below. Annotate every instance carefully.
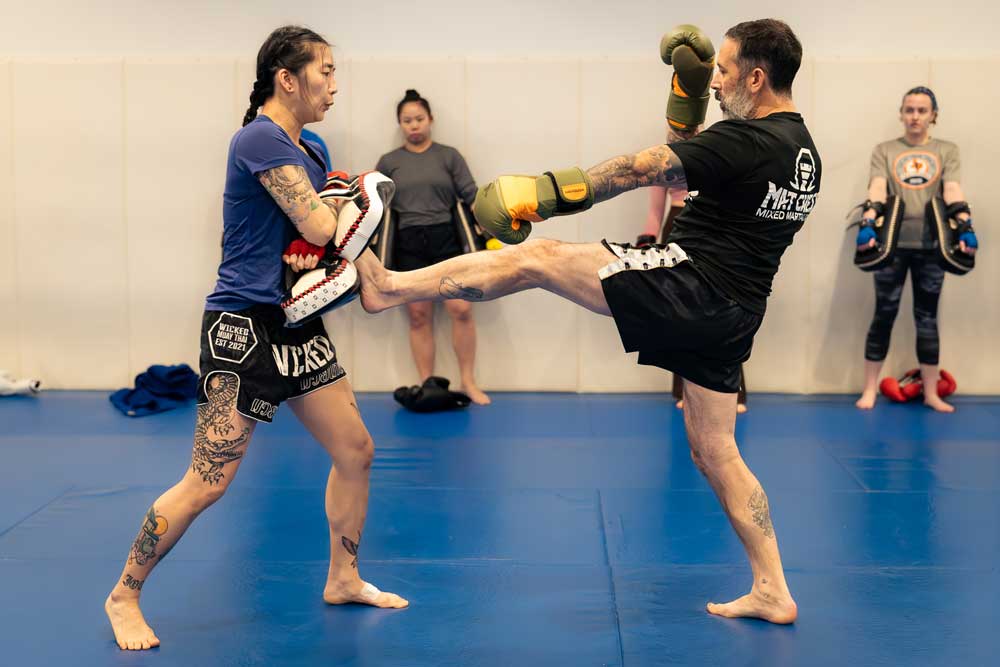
[394,221,464,271]
[599,241,763,393]
[198,305,346,423]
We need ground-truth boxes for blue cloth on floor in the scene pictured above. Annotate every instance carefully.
[110,364,199,417]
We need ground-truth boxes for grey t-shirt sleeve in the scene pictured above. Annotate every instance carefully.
[869,143,889,183]
[941,142,962,182]
[446,148,478,207]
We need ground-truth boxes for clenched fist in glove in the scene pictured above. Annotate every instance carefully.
[660,24,715,132]
[473,168,594,244]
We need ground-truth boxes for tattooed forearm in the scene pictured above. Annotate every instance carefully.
[666,126,697,142]
[440,276,484,301]
[259,165,321,228]
[191,372,249,485]
[587,145,687,204]
[122,574,145,590]
[748,487,775,538]
[342,532,361,568]
[128,506,169,566]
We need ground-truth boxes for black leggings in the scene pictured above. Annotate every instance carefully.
[864,249,945,365]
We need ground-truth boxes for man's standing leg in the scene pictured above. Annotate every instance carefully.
[682,380,798,623]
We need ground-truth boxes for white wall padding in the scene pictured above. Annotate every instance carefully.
[4,55,998,393]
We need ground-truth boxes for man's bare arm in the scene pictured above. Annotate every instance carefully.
[587,144,688,205]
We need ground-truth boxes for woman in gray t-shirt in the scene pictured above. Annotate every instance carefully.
[855,87,976,412]
[375,90,490,405]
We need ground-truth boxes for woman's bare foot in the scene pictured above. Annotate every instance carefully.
[706,587,797,624]
[105,593,160,650]
[324,577,408,609]
[924,395,955,412]
[461,384,491,405]
[855,390,877,409]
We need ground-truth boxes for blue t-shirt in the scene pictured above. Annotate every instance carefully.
[300,128,331,170]
[206,115,327,311]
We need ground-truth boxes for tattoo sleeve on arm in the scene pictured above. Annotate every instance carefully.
[259,165,323,231]
[667,126,697,142]
[587,144,688,204]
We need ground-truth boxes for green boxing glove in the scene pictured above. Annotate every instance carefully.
[473,168,594,245]
[660,24,715,132]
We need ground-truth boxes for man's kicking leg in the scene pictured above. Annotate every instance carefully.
[355,241,613,316]
[681,380,797,623]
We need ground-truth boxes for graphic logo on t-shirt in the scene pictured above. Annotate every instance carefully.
[208,313,259,365]
[893,150,940,189]
[790,148,817,193]
[754,147,819,222]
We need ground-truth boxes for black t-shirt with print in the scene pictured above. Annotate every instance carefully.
[667,112,821,315]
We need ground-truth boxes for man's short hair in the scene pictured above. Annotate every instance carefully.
[725,19,802,95]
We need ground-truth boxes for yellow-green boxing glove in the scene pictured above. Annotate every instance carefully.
[473,168,594,244]
[660,24,715,132]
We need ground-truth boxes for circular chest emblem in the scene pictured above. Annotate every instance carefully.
[893,150,940,189]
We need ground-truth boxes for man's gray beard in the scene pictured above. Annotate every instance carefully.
[719,82,756,120]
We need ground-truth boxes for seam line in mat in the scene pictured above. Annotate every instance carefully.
[0,485,77,542]
[598,489,626,667]
[820,444,871,491]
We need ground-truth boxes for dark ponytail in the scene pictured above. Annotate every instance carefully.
[396,89,432,122]
[243,25,329,127]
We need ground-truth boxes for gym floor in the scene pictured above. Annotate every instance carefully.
[1,392,997,666]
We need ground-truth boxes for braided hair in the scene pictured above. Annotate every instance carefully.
[242,26,329,127]
[396,89,432,122]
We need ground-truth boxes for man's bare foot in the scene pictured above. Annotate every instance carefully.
[324,578,408,609]
[462,384,491,405]
[355,256,395,314]
[924,396,955,412]
[105,593,160,650]
[855,390,877,409]
[706,588,797,624]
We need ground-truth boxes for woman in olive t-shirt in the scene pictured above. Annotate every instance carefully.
[854,87,977,412]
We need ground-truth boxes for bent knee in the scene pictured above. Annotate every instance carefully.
[688,438,740,474]
[180,473,231,511]
[334,433,375,472]
[520,237,564,280]
[444,299,473,320]
[407,306,433,329]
